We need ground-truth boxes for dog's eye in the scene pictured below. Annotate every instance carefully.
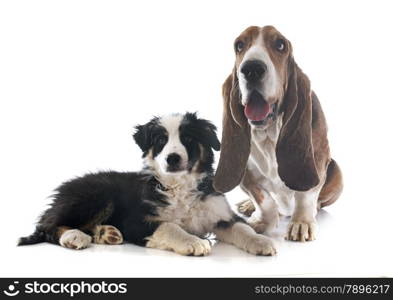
[157,136,167,145]
[235,41,244,53]
[275,39,286,52]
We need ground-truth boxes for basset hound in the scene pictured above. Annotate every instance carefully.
[213,25,343,242]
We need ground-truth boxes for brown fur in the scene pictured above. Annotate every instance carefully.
[276,60,324,191]
[318,159,343,208]
[92,225,123,245]
[56,224,123,246]
[213,25,343,205]
[56,226,71,240]
[79,202,114,232]
[213,73,251,193]
[237,158,343,215]
[240,166,265,205]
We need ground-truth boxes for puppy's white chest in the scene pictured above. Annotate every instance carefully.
[156,177,232,236]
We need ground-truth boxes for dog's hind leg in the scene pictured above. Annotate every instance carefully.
[19,225,91,250]
[91,225,123,245]
[318,159,343,209]
[57,226,92,250]
[240,168,280,234]
[57,202,121,248]
[58,227,92,250]
[236,199,255,217]
[55,224,123,249]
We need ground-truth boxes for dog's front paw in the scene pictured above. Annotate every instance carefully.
[93,225,123,245]
[285,220,317,242]
[59,229,92,250]
[244,235,277,256]
[175,237,211,256]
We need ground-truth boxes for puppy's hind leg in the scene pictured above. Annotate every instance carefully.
[57,224,123,249]
[58,227,92,250]
[92,225,123,245]
[214,221,277,256]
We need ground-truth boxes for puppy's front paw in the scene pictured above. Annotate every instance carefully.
[59,229,92,250]
[285,220,317,242]
[175,237,211,256]
[244,235,277,256]
[93,225,123,245]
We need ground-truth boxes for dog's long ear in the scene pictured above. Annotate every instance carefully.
[213,69,251,193]
[276,59,319,191]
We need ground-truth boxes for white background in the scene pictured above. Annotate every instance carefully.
[1,0,392,277]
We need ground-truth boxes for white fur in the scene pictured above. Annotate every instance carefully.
[215,222,276,255]
[152,172,233,237]
[146,222,211,256]
[286,187,321,241]
[247,116,295,217]
[59,229,92,250]
[238,33,281,105]
[244,116,321,240]
[147,158,276,255]
[143,114,276,255]
[155,114,188,174]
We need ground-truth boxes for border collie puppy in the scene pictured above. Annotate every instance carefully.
[18,113,276,256]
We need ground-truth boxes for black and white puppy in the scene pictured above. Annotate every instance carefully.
[18,113,276,256]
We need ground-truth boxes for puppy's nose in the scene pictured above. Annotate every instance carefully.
[241,60,267,82]
[166,153,181,166]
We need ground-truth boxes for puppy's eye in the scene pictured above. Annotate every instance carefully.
[235,41,244,53]
[275,39,286,52]
[157,136,167,145]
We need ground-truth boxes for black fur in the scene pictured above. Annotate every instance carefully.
[180,112,220,173]
[18,172,166,246]
[18,113,228,248]
[133,117,167,158]
[215,215,246,229]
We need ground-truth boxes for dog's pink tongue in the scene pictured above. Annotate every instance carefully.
[244,93,270,121]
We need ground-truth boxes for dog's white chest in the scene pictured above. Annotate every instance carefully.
[249,118,295,215]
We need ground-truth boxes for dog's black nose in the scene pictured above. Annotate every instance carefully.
[166,153,181,166]
[241,60,267,82]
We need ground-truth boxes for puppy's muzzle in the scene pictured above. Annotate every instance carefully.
[166,153,183,172]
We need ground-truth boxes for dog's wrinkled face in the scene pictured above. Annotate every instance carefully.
[133,113,220,175]
[234,26,292,128]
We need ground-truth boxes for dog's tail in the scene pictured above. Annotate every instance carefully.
[18,227,47,246]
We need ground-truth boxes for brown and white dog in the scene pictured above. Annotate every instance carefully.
[213,26,343,242]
